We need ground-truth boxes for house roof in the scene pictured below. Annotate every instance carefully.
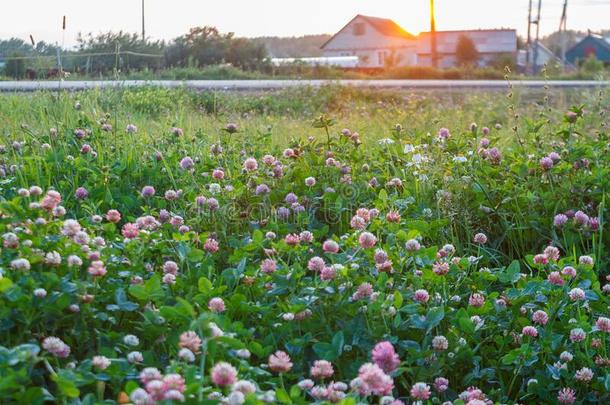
[590,34,610,50]
[359,15,415,39]
[516,42,560,66]
[418,28,516,35]
[566,34,610,61]
[572,34,610,48]
[321,14,414,49]
[532,42,557,58]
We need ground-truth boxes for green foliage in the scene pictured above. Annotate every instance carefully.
[456,34,479,66]
[581,54,605,74]
[0,86,608,404]
[164,26,268,71]
[74,31,165,74]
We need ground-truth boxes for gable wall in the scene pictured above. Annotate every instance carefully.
[322,15,416,68]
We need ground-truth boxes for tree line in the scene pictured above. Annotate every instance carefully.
[0,26,269,78]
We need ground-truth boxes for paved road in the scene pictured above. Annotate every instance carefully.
[0,79,608,92]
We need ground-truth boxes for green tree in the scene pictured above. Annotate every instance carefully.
[226,37,268,70]
[165,26,228,67]
[456,35,479,66]
[75,31,165,74]
[165,26,267,71]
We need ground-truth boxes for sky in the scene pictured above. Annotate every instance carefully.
[1,0,609,48]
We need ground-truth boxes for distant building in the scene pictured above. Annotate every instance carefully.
[566,33,610,65]
[417,29,517,68]
[271,56,359,68]
[517,42,560,70]
[320,14,417,69]
[321,15,517,69]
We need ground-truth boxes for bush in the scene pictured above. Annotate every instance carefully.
[581,54,604,74]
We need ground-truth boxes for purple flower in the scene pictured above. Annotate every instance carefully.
[75,187,89,200]
[554,213,568,227]
[224,123,239,133]
[255,184,270,195]
[438,127,451,139]
[548,152,561,163]
[573,210,589,226]
[285,193,298,204]
[179,157,194,170]
[141,186,156,198]
[540,157,554,171]
[74,128,86,139]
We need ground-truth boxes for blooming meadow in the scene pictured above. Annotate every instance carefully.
[0,86,609,404]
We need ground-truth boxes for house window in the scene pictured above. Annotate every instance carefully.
[378,51,385,65]
[353,23,365,36]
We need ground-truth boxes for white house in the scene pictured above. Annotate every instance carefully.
[321,15,518,69]
[320,15,417,68]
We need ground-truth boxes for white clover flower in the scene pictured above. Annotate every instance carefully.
[178,348,195,363]
[235,349,251,359]
[10,258,31,271]
[123,335,140,346]
[209,183,222,194]
[412,153,425,164]
[127,351,143,363]
[225,391,245,405]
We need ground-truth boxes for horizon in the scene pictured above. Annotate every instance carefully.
[1,0,609,48]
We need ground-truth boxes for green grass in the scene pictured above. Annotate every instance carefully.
[0,85,607,144]
[0,85,609,403]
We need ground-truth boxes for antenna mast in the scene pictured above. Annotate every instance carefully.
[526,0,532,74]
[141,0,146,40]
[532,0,542,75]
[559,0,568,68]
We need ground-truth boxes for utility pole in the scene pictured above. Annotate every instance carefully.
[532,0,542,75]
[430,0,437,68]
[141,0,145,41]
[526,0,532,74]
[59,16,66,77]
[559,0,568,68]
